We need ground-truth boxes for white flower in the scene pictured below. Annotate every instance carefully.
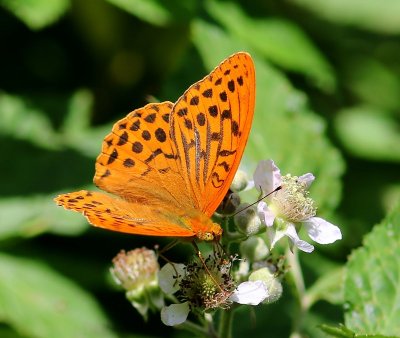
[160,302,190,326]
[228,280,268,305]
[158,262,269,326]
[254,160,342,253]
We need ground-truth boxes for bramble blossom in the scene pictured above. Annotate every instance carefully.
[254,160,341,253]
[158,255,269,326]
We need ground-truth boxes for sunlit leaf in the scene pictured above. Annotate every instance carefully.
[106,0,171,25]
[290,0,400,34]
[0,254,117,338]
[305,267,344,307]
[334,106,400,162]
[106,0,198,26]
[0,92,60,150]
[205,0,335,91]
[62,89,93,135]
[0,193,88,240]
[344,58,400,112]
[319,324,397,338]
[344,204,400,335]
[0,0,69,30]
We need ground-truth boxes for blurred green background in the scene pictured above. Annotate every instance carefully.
[1,0,399,337]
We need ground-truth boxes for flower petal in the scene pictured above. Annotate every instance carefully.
[303,217,342,244]
[285,223,314,253]
[257,201,275,227]
[253,160,281,193]
[298,173,315,188]
[158,263,185,294]
[160,302,190,326]
[266,226,286,249]
[229,280,268,305]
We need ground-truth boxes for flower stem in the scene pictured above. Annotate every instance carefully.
[178,320,212,337]
[286,246,306,337]
[218,307,235,338]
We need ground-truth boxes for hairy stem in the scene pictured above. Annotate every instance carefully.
[178,319,212,337]
[218,308,234,338]
[286,247,306,337]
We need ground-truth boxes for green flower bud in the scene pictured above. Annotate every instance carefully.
[216,191,241,216]
[234,204,263,236]
[249,268,282,304]
[231,170,250,192]
[240,237,269,262]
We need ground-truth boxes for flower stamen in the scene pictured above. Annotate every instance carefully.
[271,174,316,223]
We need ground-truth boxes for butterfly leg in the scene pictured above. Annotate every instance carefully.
[155,239,183,284]
[155,239,180,256]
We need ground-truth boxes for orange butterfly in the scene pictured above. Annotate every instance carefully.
[54,52,255,241]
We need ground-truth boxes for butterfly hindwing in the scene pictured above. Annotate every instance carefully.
[54,190,197,237]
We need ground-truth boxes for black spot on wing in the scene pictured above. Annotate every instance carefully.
[132,142,143,153]
[190,96,199,105]
[202,89,213,98]
[208,105,218,117]
[117,131,129,146]
[144,113,156,123]
[108,149,118,164]
[155,128,167,142]
[220,91,227,102]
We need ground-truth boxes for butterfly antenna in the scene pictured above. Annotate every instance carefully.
[191,241,225,293]
[232,185,282,217]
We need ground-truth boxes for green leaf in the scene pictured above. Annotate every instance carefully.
[319,323,354,338]
[305,267,344,308]
[192,20,344,215]
[0,253,117,338]
[106,0,198,26]
[106,0,171,26]
[59,90,109,157]
[344,204,400,335]
[289,0,400,34]
[0,92,61,150]
[319,324,399,338]
[334,106,400,162]
[383,184,400,214]
[61,89,93,135]
[0,326,26,338]
[344,58,400,112]
[191,19,251,64]
[0,0,69,30]
[205,0,335,91]
[0,193,88,240]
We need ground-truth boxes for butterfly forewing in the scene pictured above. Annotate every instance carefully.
[170,52,255,216]
[94,102,195,209]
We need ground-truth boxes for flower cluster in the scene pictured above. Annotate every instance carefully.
[158,251,272,326]
[110,159,342,328]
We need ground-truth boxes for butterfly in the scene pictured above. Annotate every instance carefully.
[54,52,255,241]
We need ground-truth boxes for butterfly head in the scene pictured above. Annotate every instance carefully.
[189,215,223,241]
